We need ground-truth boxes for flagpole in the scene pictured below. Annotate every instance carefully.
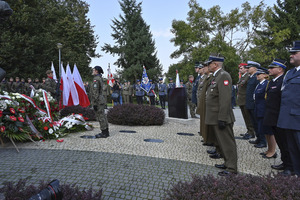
[56,43,63,102]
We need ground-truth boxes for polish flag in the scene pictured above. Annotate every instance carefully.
[66,64,79,106]
[175,69,181,88]
[51,61,58,83]
[107,64,114,87]
[60,64,70,107]
[73,64,90,107]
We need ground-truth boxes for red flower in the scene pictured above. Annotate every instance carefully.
[0,110,2,117]
[0,126,5,132]
[78,113,83,116]
[18,108,25,113]
[84,117,89,120]
[18,117,24,122]
[18,127,24,132]
[44,126,49,131]
[9,116,17,121]
[9,108,15,114]
[49,123,53,127]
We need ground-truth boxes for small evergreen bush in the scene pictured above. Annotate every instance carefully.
[0,179,102,200]
[60,105,96,121]
[165,173,300,200]
[107,104,165,126]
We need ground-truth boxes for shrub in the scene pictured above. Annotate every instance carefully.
[107,104,165,126]
[0,179,102,200]
[165,173,300,200]
[60,105,96,121]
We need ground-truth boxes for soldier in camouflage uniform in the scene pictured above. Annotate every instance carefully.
[91,66,109,138]
[42,70,57,97]
[12,77,22,93]
[0,78,7,92]
[185,75,196,118]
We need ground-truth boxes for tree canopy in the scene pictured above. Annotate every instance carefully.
[102,0,163,83]
[0,0,98,80]
[168,0,272,83]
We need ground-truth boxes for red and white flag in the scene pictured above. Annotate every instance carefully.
[51,61,58,83]
[73,64,90,107]
[66,64,79,106]
[60,64,70,107]
[107,63,114,87]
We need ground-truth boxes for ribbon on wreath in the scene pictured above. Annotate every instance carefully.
[20,94,47,116]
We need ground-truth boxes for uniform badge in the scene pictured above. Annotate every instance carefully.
[224,80,229,86]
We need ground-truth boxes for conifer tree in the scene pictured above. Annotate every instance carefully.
[102,0,162,82]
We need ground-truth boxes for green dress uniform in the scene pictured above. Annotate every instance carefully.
[91,74,108,132]
[185,81,196,118]
[196,74,205,115]
[236,72,255,136]
[205,68,237,173]
[123,84,130,104]
[199,73,213,143]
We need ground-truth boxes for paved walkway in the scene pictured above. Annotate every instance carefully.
[0,108,282,200]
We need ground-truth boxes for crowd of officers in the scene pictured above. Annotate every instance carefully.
[0,70,57,97]
[189,40,300,177]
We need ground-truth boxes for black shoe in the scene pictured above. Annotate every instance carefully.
[259,152,267,156]
[271,163,285,170]
[95,133,108,138]
[249,140,259,144]
[242,133,255,140]
[218,171,237,176]
[240,132,247,137]
[207,149,216,154]
[215,164,226,169]
[203,143,214,147]
[279,169,295,176]
[201,139,204,142]
[254,143,267,148]
[262,152,277,159]
[209,153,223,159]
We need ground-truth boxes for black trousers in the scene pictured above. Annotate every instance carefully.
[159,95,166,108]
[136,96,143,105]
[149,96,155,105]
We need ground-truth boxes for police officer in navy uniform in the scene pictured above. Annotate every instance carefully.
[277,41,300,176]
[134,79,144,104]
[205,53,237,176]
[252,67,269,148]
[148,79,156,105]
[244,61,260,141]
[264,59,293,174]
[158,78,167,109]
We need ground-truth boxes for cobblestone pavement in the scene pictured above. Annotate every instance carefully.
[0,108,282,199]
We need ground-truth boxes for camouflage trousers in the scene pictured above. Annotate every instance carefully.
[188,101,196,118]
[95,104,108,131]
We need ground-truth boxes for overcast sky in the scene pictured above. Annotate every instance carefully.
[86,0,277,77]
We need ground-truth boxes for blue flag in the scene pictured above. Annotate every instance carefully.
[141,66,151,93]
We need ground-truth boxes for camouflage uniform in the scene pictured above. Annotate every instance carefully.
[43,77,56,97]
[91,74,108,132]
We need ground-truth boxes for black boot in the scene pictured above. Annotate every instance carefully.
[95,128,109,138]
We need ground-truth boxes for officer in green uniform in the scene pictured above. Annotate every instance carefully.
[91,66,109,138]
[205,53,237,176]
[0,78,7,92]
[185,75,196,118]
[122,81,130,104]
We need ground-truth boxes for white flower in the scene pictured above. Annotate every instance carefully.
[48,128,54,134]
[39,97,43,101]
[35,94,39,97]
[55,134,59,138]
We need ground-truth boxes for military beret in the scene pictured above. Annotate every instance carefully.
[94,66,104,74]
[238,63,247,68]
[159,78,163,81]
